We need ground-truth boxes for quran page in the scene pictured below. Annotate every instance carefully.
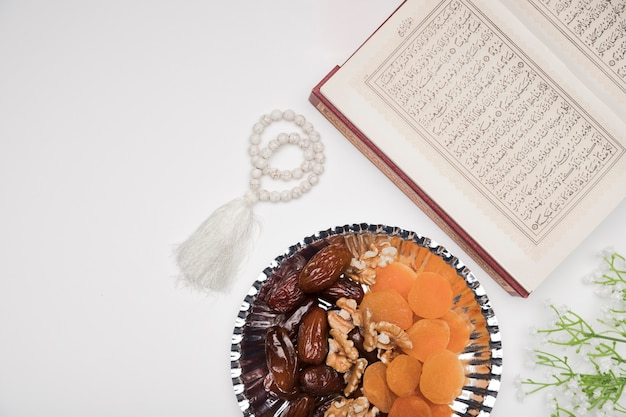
[502,0,626,121]
[319,0,626,293]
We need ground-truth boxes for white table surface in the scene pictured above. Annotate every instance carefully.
[1,1,625,416]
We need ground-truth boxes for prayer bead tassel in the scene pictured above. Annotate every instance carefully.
[175,194,258,292]
[175,109,325,293]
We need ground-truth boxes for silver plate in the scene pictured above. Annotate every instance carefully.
[230,223,502,417]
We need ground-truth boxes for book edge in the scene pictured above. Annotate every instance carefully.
[309,67,530,298]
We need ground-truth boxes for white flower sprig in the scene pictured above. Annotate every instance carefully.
[519,249,626,417]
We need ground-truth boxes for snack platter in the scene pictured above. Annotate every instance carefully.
[230,223,502,417]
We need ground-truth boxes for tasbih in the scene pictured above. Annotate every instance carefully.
[175,109,325,293]
[248,109,325,203]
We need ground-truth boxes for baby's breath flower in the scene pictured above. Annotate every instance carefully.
[596,357,612,373]
[601,246,616,259]
[522,249,626,416]
[555,303,570,315]
[594,285,611,297]
[584,271,599,285]
[547,397,558,412]
[611,289,624,302]
[543,367,557,380]
[578,397,591,410]
[514,374,527,401]
[565,375,581,391]
[524,360,537,369]
[595,408,609,417]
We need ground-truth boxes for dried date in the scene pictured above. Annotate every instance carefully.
[266,270,307,314]
[280,298,316,335]
[259,254,306,302]
[297,306,328,365]
[299,243,352,293]
[319,276,365,304]
[280,393,315,417]
[348,327,379,364]
[265,326,299,398]
[311,397,337,417]
[298,364,345,397]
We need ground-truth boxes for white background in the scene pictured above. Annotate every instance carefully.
[1,1,624,416]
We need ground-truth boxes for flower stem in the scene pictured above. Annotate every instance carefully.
[521,250,626,416]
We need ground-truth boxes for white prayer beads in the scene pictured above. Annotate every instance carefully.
[248,109,325,203]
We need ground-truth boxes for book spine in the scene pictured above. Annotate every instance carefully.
[309,68,529,297]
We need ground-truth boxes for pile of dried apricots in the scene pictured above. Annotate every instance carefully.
[257,236,473,417]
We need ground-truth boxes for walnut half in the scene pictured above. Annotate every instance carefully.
[374,321,413,351]
[326,328,359,373]
[324,396,379,417]
[343,357,368,397]
[344,242,398,286]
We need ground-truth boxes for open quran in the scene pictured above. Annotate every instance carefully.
[310,0,626,296]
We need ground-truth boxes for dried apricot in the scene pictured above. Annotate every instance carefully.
[408,272,453,319]
[386,354,422,397]
[403,319,450,362]
[419,253,447,274]
[388,395,432,417]
[429,402,453,417]
[441,309,472,353]
[362,361,396,413]
[359,289,413,330]
[371,261,417,300]
[420,349,465,405]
